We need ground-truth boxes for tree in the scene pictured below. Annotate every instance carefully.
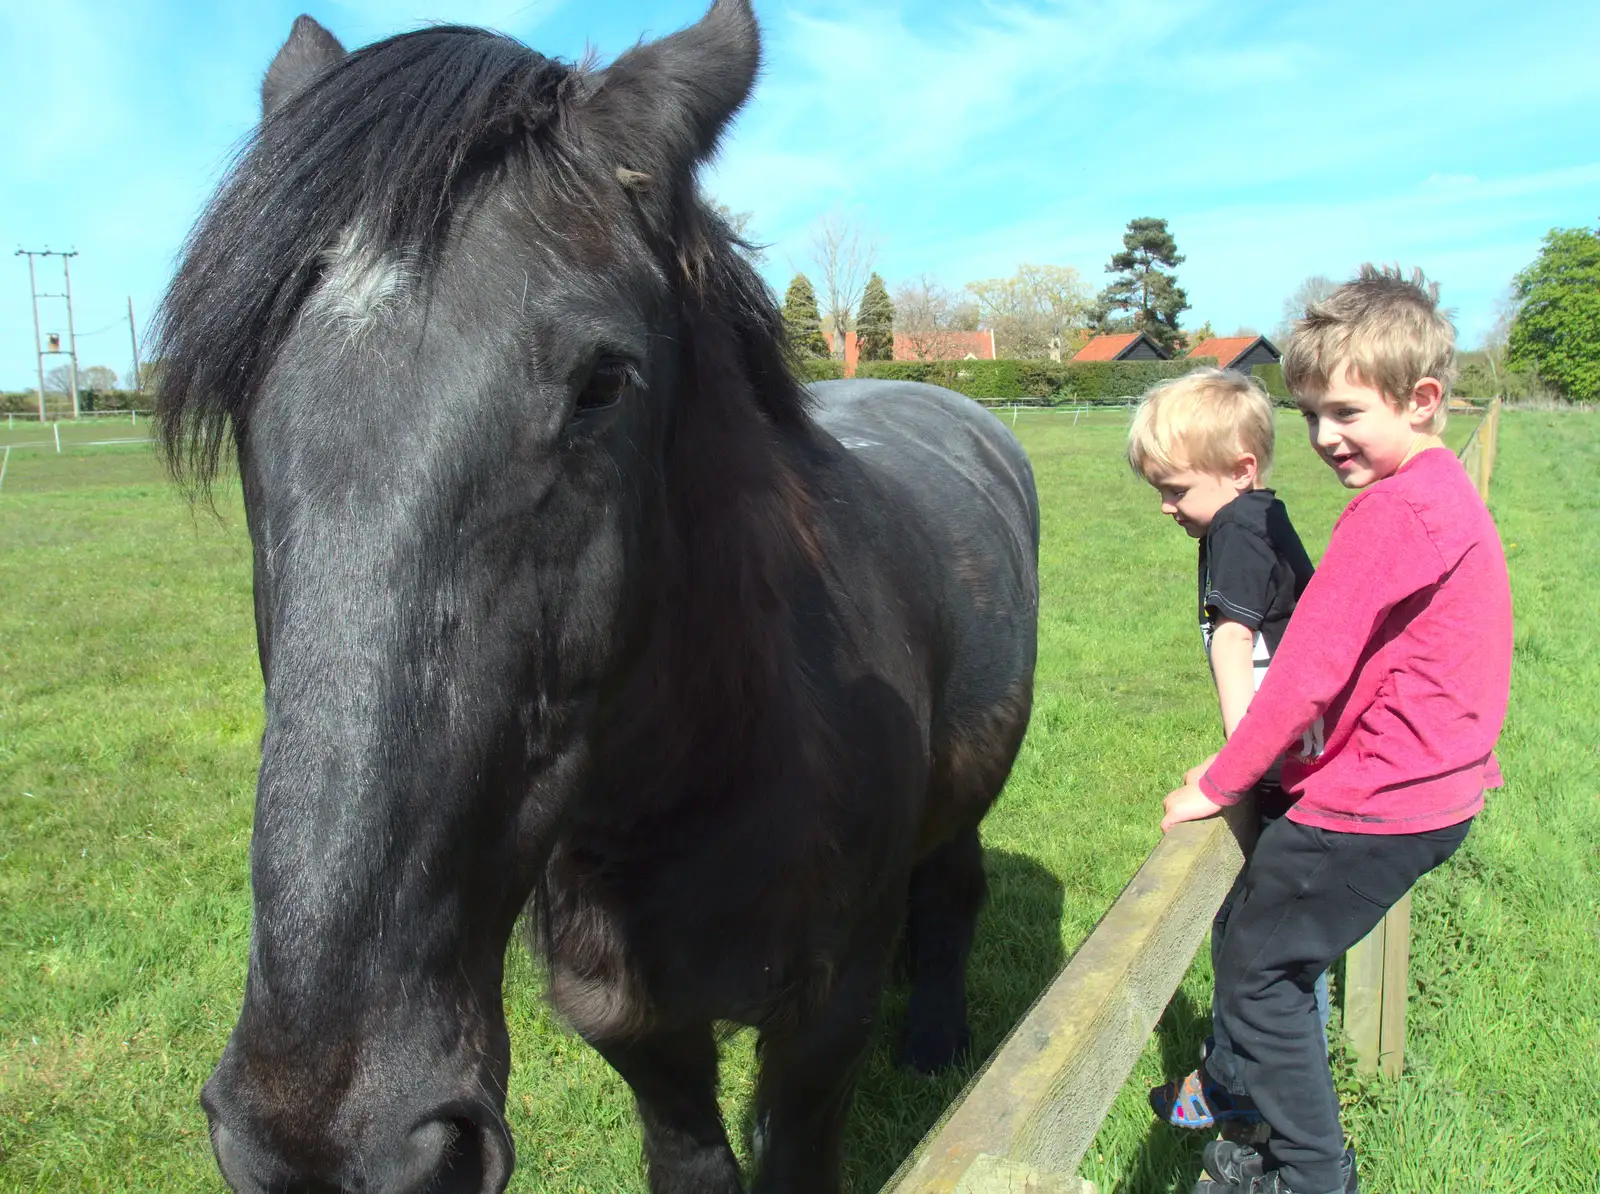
[782,274,829,358]
[80,365,119,391]
[1507,224,1600,402]
[964,263,1092,359]
[1272,275,1338,345]
[1182,320,1218,352]
[44,363,77,394]
[1481,290,1515,363]
[894,276,958,360]
[948,299,982,332]
[708,199,766,266]
[1473,287,1519,397]
[1095,218,1190,352]
[809,209,877,362]
[855,273,895,362]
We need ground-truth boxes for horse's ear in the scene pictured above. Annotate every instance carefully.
[587,0,760,177]
[262,14,347,118]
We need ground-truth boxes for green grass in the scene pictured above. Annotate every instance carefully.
[2,411,1595,1192]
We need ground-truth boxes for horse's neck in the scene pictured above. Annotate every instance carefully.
[581,376,825,826]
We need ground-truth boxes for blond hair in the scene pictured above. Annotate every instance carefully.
[1283,265,1456,434]
[1127,367,1275,481]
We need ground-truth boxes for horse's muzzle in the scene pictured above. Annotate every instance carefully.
[205,1084,513,1194]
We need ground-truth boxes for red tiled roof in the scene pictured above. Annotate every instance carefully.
[1072,333,1142,362]
[893,329,995,363]
[1187,336,1269,369]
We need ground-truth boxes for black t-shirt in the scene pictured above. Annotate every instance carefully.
[1198,489,1314,666]
[1198,490,1315,805]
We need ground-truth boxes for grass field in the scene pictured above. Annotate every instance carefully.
[2,407,1595,1192]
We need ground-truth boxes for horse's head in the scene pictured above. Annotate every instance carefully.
[156,4,795,1189]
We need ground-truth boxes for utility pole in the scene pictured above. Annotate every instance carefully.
[127,296,143,392]
[20,251,46,421]
[62,253,81,417]
[15,248,82,420]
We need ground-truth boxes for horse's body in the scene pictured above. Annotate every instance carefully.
[545,377,1037,1048]
[156,6,1038,1193]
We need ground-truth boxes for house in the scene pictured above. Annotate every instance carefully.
[822,329,997,377]
[1186,335,1282,373]
[1072,331,1170,362]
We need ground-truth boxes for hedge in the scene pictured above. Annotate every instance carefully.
[1252,361,1539,406]
[793,357,846,382]
[1251,363,1289,400]
[850,357,1219,403]
[2,389,155,415]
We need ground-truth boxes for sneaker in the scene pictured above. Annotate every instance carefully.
[1202,1140,1264,1186]
[1149,1068,1262,1129]
[1191,1143,1358,1193]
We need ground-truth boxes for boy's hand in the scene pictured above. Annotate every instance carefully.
[1184,754,1219,787]
[1161,776,1224,833]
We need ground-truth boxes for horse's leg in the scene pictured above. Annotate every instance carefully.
[749,957,887,1194]
[898,825,987,1072]
[588,1022,743,1194]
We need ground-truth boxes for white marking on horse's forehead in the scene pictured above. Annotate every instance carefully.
[306,222,414,336]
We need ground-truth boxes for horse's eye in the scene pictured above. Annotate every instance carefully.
[575,361,636,417]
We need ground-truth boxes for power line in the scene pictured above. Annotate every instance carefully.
[74,317,127,338]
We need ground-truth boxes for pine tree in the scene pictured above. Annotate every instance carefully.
[855,273,895,362]
[782,273,830,358]
[1096,217,1190,353]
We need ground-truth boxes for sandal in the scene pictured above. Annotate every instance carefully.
[1149,1069,1262,1129]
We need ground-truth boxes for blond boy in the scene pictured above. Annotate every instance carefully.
[1162,268,1512,1194]
[1128,369,1327,1139]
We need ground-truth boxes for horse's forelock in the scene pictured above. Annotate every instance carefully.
[152,27,593,490]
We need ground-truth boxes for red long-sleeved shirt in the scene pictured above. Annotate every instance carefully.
[1198,447,1512,834]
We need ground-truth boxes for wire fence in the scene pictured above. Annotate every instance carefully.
[3,408,147,428]
[0,418,157,496]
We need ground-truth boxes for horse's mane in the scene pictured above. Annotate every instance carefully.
[153,23,808,489]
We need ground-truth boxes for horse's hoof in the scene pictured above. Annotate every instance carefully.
[896,1023,972,1074]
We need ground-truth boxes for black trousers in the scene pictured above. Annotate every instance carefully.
[1203,814,1471,1192]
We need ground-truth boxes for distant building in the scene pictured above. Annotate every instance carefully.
[1072,331,1170,362]
[1186,335,1282,373]
[823,329,997,377]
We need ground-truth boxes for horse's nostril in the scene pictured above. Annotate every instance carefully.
[211,1123,261,1193]
[414,1114,512,1194]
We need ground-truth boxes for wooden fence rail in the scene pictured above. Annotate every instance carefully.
[882,397,1505,1190]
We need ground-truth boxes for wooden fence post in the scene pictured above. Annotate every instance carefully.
[1343,894,1410,1078]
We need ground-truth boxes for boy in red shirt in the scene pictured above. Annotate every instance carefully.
[1161,267,1513,1194]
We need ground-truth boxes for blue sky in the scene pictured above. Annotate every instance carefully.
[3,0,1595,389]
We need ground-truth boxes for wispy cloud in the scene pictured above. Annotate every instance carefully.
[708,0,1209,224]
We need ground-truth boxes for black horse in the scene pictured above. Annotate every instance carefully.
[155,3,1039,1191]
